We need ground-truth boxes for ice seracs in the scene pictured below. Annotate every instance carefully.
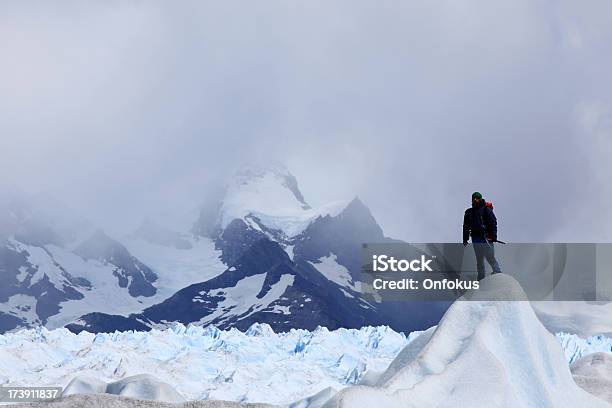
[557,331,612,364]
[0,325,409,405]
[245,322,275,337]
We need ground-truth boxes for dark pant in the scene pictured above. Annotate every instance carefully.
[472,236,502,280]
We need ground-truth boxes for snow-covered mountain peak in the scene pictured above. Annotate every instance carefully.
[220,164,311,227]
[231,163,309,208]
[199,164,351,239]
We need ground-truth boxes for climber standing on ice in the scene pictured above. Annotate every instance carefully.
[463,191,502,280]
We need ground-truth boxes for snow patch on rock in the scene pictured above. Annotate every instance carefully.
[309,254,355,291]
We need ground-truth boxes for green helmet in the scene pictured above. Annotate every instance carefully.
[472,191,483,200]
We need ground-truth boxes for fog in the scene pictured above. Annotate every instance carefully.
[1,1,611,242]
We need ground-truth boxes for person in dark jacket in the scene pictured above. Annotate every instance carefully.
[463,191,501,280]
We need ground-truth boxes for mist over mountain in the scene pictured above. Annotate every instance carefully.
[0,164,444,334]
[64,164,447,334]
[2,1,612,242]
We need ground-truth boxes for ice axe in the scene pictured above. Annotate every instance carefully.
[483,237,506,249]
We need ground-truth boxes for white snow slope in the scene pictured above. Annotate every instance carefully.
[318,274,611,408]
[571,352,612,404]
[40,236,226,329]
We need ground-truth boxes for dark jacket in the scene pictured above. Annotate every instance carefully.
[463,199,497,243]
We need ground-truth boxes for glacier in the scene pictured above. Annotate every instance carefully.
[0,324,412,405]
[0,321,610,405]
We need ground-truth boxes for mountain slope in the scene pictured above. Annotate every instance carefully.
[0,239,91,331]
[67,238,384,333]
[64,164,449,334]
[75,230,158,297]
[292,197,388,280]
[3,164,447,335]
[0,189,166,332]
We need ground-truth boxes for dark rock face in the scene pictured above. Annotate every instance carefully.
[280,172,311,210]
[290,197,449,333]
[0,241,90,331]
[292,197,388,280]
[65,312,150,334]
[213,219,268,265]
[0,313,22,333]
[75,230,157,297]
[0,243,35,303]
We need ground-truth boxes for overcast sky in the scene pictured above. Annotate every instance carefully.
[1,1,611,242]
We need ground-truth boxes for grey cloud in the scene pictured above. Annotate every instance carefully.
[0,0,611,241]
